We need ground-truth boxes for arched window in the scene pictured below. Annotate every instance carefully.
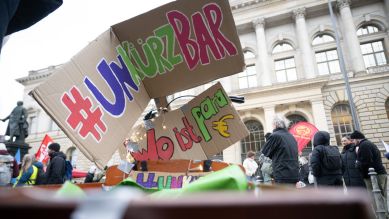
[287,114,307,129]
[312,34,335,45]
[386,98,389,120]
[331,103,355,145]
[241,120,265,160]
[66,147,78,168]
[357,25,379,36]
[272,43,293,54]
[244,50,255,59]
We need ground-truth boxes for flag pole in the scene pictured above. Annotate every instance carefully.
[327,0,360,131]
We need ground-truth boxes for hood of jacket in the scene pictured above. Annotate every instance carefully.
[50,151,66,160]
[313,131,330,147]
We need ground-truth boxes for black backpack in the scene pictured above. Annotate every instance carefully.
[321,146,342,170]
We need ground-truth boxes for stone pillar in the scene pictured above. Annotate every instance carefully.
[337,0,366,73]
[252,18,272,86]
[263,105,275,133]
[293,7,316,79]
[384,0,389,24]
[311,99,329,131]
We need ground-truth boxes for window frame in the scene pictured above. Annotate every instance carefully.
[240,120,265,161]
[315,49,341,75]
[274,57,297,83]
[331,103,355,145]
[360,40,387,68]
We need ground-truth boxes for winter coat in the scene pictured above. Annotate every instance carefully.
[261,128,299,183]
[341,144,366,188]
[45,151,66,184]
[310,131,343,186]
[356,139,386,179]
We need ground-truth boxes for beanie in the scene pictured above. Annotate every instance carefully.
[350,130,365,140]
[48,143,60,152]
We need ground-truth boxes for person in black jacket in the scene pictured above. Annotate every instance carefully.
[311,131,343,187]
[44,142,66,185]
[261,115,299,184]
[341,135,366,188]
[351,130,387,198]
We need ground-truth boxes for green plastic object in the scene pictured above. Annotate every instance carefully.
[55,181,86,198]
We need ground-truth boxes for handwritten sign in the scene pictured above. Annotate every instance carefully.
[30,0,244,169]
[131,83,249,161]
[131,171,208,190]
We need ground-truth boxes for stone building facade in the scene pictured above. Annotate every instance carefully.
[16,0,389,170]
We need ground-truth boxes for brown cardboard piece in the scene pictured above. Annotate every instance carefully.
[30,0,244,169]
[130,83,249,161]
[112,0,244,98]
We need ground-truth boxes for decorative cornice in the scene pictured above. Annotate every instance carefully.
[16,65,61,84]
[252,17,265,29]
[336,0,351,11]
[292,7,306,20]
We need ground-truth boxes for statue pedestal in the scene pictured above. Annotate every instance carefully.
[5,141,31,159]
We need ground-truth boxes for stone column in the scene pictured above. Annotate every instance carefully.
[311,99,329,131]
[293,7,316,79]
[263,105,275,133]
[385,0,389,24]
[337,0,366,73]
[252,18,272,86]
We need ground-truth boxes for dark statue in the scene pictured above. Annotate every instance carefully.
[1,101,29,143]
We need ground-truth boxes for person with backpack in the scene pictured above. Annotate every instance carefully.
[13,154,44,186]
[0,143,18,186]
[44,142,66,185]
[310,131,343,187]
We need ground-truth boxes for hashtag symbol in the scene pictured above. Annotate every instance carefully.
[61,86,107,142]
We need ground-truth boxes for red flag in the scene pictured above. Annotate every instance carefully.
[289,122,318,153]
[35,134,53,164]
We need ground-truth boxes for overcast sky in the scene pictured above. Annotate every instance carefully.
[0,0,172,134]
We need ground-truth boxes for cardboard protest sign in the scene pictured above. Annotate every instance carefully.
[30,0,244,169]
[132,171,208,190]
[112,0,244,98]
[131,82,249,161]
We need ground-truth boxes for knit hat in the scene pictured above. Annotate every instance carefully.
[48,143,60,152]
[0,143,7,151]
[350,130,365,140]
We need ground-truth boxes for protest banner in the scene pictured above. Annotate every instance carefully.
[131,82,249,161]
[35,134,53,164]
[30,0,244,168]
[289,121,318,153]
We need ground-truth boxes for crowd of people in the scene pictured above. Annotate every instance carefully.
[243,115,387,199]
[0,142,75,187]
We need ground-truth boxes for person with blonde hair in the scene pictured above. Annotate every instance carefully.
[14,154,43,187]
